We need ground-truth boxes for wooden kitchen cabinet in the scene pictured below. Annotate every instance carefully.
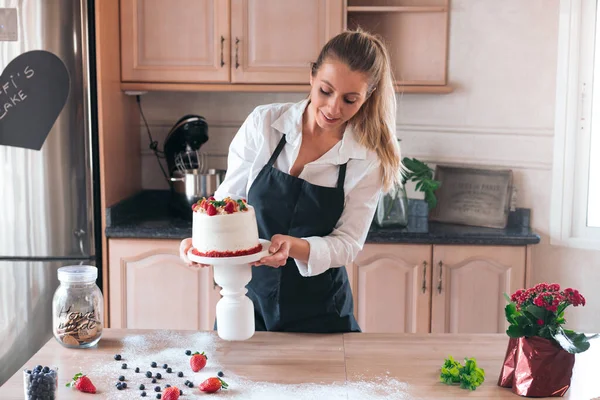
[345,0,451,91]
[231,0,343,83]
[108,238,220,330]
[349,244,432,333]
[120,0,230,83]
[120,0,343,85]
[430,244,526,334]
[351,243,528,334]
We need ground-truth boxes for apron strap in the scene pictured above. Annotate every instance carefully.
[267,135,287,167]
[337,162,347,190]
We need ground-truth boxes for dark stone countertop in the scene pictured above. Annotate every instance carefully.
[105,190,541,246]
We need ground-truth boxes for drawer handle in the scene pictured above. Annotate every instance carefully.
[421,261,427,293]
[235,37,240,69]
[220,36,225,67]
[437,260,443,294]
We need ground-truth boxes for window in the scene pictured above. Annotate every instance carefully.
[551,0,600,249]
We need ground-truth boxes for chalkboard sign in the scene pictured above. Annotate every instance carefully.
[0,50,70,150]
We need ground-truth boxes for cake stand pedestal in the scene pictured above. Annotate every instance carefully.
[188,239,271,341]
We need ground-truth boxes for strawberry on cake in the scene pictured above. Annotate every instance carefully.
[190,197,263,258]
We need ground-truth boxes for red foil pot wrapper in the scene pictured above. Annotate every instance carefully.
[498,337,519,388]
[498,336,575,397]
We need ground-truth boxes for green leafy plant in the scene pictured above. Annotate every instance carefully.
[401,157,441,210]
[505,283,598,353]
[440,356,485,390]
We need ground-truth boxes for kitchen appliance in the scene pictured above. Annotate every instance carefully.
[162,114,219,218]
[0,0,100,386]
[171,168,227,208]
[163,114,209,177]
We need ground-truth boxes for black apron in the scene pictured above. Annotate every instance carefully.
[245,134,361,333]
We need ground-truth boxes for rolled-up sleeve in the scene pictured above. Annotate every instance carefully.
[294,160,383,277]
[214,111,259,200]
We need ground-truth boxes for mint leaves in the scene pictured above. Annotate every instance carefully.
[440,356,485,390]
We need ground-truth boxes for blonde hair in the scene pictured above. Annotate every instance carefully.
[311,29,402,192]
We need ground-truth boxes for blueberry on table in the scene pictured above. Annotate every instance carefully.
[141,391,146,397]
[165,384,171,388]
[217,371,224,377]
[42,366,50,373]
[152,378,157,383]
[119,375,125,381]
[122,382,127,389]
[151,362,157,368]
[185,350,191,355]
[145,371,152,378]
[135,367,140,373]
[156,394,161,399]
[156,373,162,379]
[179,389,183,395]
[154,386,161,392]
[162,364,168,369]
[116,383,123,390]
[114,354,122,360]
[139,384,145,390]
[177,371,183,377]
[121,363,128,369]
[166,367,172,373]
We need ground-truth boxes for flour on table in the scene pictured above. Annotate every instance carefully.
[79,331,409,399]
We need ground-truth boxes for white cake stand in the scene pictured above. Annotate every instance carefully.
[187,239,271,341]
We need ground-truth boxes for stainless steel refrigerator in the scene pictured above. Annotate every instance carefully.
[0,0,100,385]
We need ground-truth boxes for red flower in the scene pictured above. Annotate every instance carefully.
[537,319,544,326]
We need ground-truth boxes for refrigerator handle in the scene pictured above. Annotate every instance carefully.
[73,229,87,257]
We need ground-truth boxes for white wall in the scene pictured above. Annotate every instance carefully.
[137,0,600,332]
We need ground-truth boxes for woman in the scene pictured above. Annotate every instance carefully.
[179,29,402,333]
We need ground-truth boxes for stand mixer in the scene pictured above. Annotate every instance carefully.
[163,115,217,218]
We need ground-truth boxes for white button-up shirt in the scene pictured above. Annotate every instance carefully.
[214,99,383,277]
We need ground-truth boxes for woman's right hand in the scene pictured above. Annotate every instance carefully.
[179,238,210,268]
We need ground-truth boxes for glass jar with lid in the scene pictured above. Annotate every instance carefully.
[52,265,103,348]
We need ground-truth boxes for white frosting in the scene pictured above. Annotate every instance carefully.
[192,205,260,254]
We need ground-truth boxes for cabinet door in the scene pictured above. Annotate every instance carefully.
[230,0,343,83]
[352,244,431,333]
[108,239,220,330]
[120,0,230,82]
[431,245,526,334]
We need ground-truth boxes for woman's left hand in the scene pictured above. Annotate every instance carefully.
[252,234,291,267]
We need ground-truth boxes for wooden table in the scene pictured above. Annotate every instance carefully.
[1,329,598,399]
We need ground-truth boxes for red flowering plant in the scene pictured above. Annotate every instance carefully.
[504,283,597,353]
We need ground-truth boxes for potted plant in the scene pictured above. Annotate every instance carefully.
[498,283,597,397]
[400,157,441,211]
[373,157,441,228]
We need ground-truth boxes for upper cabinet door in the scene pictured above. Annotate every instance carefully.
[120,0,230,83]
[230,0,343,84]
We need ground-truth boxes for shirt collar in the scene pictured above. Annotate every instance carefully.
[271,99,368,163]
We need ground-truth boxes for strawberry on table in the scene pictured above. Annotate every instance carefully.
[66,372,97,394]
[190,351,208,372]
[199,377,228,393]
[162,386,180,400]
